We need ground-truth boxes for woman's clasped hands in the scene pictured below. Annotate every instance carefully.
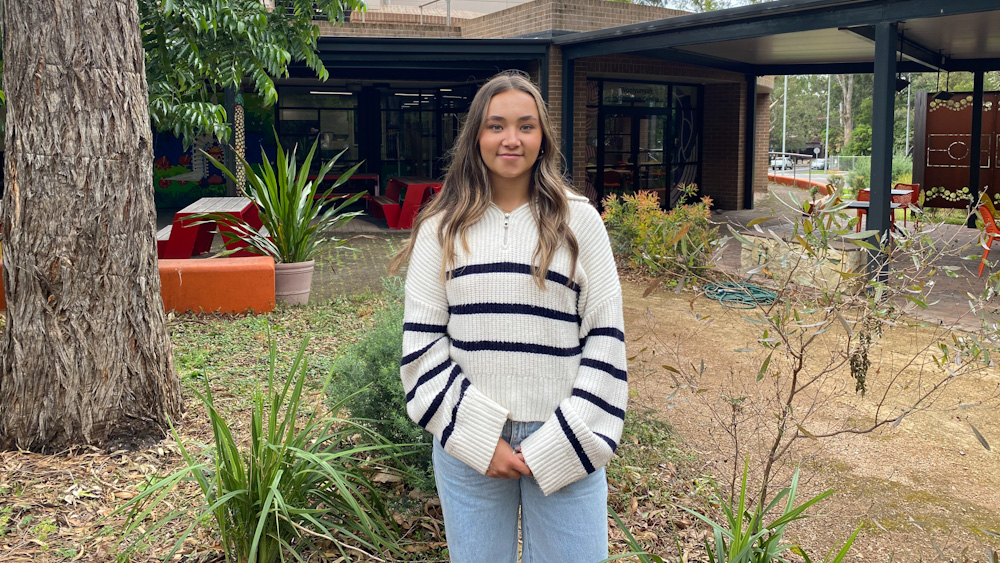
[485,437,532,479]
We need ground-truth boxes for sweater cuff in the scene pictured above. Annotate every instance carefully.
[520,418,589,496]
[439,386,510,475]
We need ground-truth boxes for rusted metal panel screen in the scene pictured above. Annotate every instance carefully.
[915,92,1000,209]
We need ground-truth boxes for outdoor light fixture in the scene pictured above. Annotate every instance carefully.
[895,77,910,92]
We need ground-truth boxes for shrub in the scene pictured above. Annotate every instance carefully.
[844,157,870,192]
[116,338,401,563]
[891,154,912,184]
[327,278,434,488]
[602,185,720,276]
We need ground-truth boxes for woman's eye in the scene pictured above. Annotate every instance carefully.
[489,124,503,131]
[521,125,534,131]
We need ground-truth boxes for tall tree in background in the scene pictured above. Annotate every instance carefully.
[835,74,854,151]
[1,0,181,450]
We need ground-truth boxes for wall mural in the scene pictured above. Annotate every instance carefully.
[915,92,1000,209]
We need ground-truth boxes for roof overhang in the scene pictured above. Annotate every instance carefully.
[554,0,1000,75]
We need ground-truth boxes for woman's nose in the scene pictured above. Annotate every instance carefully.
[502,130,520,146]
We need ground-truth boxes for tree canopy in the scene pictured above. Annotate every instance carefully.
[772,71,1000,157]
[1,0,364,143]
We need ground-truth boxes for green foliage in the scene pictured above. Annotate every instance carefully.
[891,154,912,184]
[140,0,364,144]
[844,157,870,191]
[841,155,910,193]
[844,124,872,156]
[601,185,721,275]
[327,278,435,487]
[826,174,845,192]
[684,460,859,563]
[202,133,366,263]
[115,337,402,563]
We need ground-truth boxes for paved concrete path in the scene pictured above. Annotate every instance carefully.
[715,185,997,332]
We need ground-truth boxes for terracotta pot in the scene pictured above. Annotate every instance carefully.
[274,260,315,305]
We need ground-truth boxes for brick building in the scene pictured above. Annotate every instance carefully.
[152,0,771,211]
[282,0,772,211]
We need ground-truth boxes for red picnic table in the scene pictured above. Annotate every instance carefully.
[156,197,264,259]
[371,176,443,229]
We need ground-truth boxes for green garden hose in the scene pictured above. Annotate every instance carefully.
[703,281,778,309]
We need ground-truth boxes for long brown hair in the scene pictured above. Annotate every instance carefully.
[389,70,579,287]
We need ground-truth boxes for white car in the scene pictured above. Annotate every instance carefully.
[770,157,792,170]
[810,158,826,170]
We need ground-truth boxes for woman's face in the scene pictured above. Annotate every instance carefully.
[478,89,543,188]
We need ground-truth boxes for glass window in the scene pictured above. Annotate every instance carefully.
[602,82,669,108]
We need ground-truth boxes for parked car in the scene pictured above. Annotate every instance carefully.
[810,158,826,170]
[770,156,792,170]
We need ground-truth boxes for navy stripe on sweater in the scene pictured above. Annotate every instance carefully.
[556,407,595,474]
[580,358,627,381]
[404,322,447,333]
[405,359,451,402]
[448,262,580,293]
[572,388,626,420]
[439,378,471,448]
[417,364,462,428]
[401,338,441,367]
[452,339,582,357]
[584,327,626,341]
[595,432,618,453]
[450,303,579,323]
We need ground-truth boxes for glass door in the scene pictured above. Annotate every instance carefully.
[637,114,667,205]
[597,109,668,202]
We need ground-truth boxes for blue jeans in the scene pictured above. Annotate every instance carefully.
[433,420,609,563]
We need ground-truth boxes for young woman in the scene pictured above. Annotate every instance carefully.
[391,71,627,562]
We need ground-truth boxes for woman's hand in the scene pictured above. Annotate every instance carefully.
[486,438,532,479]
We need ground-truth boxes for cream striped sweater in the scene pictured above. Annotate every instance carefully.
[400,191,627,495]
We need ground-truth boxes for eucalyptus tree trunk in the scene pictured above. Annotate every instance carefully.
[0,0,182,451]
[836,74,855,149]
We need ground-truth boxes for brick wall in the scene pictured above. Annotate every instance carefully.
[461,0,684,39]
[316,20,462,38]
[755,93,770,194]
[702,83,745,210]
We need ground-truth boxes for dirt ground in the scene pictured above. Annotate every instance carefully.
[622,277,1000,562]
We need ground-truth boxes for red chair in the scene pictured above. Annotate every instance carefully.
[854,188,870,232]
[978,203,1000,277]
[892,183,920,228]
[604,171,622,191]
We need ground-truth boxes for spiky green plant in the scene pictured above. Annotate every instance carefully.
[115,337,403,563]
[202,134,366,263]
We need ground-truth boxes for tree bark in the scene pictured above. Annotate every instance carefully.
[1,0,182,451]
[836,74,854,150]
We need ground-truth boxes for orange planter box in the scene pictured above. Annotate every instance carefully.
[159,257,275,314]
[0,257,275,314]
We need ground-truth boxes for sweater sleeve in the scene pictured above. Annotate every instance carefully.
[400,222,511,475]
[519,205,628,495]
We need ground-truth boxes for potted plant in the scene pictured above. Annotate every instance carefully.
[202,136,366,305]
